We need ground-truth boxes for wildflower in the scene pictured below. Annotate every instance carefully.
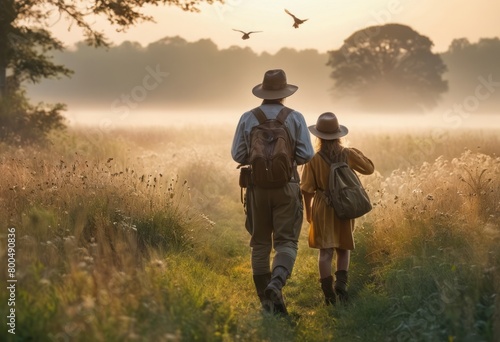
[39,278,51,286]
[151,259,164,268]
[200,213,216,226]
[82,295,96,310]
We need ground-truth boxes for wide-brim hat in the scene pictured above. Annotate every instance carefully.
[308,112,348,140]
[252,69,298,100]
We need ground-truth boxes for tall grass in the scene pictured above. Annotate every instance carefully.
[0,126,244,341]
[342,133,500,341]
[0,125,498,341]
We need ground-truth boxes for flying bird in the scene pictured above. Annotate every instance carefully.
[284,9,308,28]
[232,29,263,40]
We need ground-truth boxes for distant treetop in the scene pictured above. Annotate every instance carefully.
[327,23,448,113]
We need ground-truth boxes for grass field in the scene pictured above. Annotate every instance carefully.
[0,123,499,341]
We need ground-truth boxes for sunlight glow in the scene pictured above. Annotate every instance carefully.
[46,0,500,54]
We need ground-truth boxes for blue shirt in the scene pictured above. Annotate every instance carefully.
[231,104,315,165]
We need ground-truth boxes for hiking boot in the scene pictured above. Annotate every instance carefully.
[334,270,349,305]
[264,266,289,315]
[253,273,272,312]
[320,275,336,306]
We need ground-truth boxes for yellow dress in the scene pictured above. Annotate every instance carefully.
[300,148,375,250]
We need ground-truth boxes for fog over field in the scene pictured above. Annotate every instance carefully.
[27,35,500,135]
[63,108,500,132]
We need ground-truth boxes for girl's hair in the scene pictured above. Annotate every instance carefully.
[318,138,344,160]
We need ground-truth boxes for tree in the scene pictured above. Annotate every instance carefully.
[0,0,221,144]
[440,37,500,113]
[327,23,448,112]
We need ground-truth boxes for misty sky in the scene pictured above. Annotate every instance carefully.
[49,0,500,53]
[36,0,500,129]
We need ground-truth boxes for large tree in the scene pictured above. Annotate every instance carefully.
[327,23,448,112]
[0,0,221,144]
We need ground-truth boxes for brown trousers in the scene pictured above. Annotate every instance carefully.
[245,182,303,275]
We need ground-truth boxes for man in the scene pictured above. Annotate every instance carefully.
[231,69,314,315]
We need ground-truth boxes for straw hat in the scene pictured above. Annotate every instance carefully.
[308,112,348,140]
[252,69,298,100]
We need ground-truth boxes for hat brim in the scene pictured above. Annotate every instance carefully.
[252,84,298,100]
[308,125,349,140]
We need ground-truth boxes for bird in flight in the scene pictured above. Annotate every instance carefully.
[232,29,263,40]
[284,9,308,28]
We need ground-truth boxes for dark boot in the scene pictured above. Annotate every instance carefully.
[334,270,349,305]
[320,276,336,306]
[253,273,272,312]
[264,266,289,315]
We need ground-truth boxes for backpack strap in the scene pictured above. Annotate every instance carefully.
[276,106,294,125]
[317,151,332,203]
[251,107,268,124]
[318,150,332,165]
[318,148,347,165]
[251,106,293,125]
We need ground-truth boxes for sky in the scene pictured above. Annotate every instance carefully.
[50,0,500,54]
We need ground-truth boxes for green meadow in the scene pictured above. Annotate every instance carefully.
[0,124,499,341]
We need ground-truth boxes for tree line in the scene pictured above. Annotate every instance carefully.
[1,0,499,145]
[26,34,500,115]
[26,37,333,113]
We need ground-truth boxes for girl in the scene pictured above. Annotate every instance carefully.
[301,112,375,305]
